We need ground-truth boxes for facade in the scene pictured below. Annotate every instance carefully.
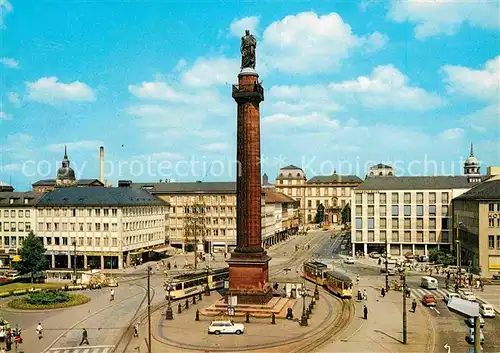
[35,187,169,270]
[351,176,483,256]
[0,191,44,267]
[452,176,500,277]
[130,181,299,253]
[274,165,307,224]
[262,190,300,248]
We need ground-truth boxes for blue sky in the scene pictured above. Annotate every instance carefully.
[1,0,499,190]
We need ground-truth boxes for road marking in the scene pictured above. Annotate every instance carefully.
[101,348,110,353]
[48,346,114,351]
[432,307,440,314]
[82,349,90,353]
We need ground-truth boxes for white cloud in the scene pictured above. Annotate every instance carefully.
[201,142,231,152]
[0,0,13,29]
[388,0,500,40]
[0,133,33,159]
[0,163,21,172]
[439,127,464,140]
[229,16,260,37]
[45,140,104,153]
[442,56,499,101]
[0,57,18,68]
[129,81,194,103]
[462,104,500,132]
[263,112,340,130]
[268,84,343,114]
[329,65,445,110]
[174,59,187,72]
[133,151,184,160]
[260,12,388,74]
[181,57,239,87]
[0,111,12,122]
[26,77,96,104]
[362,31,389,52]
[7,92,20,105]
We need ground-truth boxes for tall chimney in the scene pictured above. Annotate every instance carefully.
[99,146,105,184]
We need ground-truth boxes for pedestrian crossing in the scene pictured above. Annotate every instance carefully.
[410,287,451,301]
[47,345,114,353]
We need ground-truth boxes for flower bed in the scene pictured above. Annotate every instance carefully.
[7,291,90,310]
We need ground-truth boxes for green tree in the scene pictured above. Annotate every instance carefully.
[314,204,325,224]
[12,231,48,283]
[428,249,455,267]
[341,204,351,224]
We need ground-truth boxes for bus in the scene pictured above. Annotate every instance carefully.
[302,261,329,286]
[420,276,438,289]
[325,270,353,298]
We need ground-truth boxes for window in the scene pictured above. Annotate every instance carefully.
[46,223,51,231]
[404,193,411,203]
[367,193,374,204]
[415,205,423,217]
[9,222,15,232]
[95,223,101,231]
[112,209,117,216]
[54,237,60,245]
[442,231,449,243]
[355,231,362,241]
[441,218,448,230]
[111,223,117,232]
[38,222,43,231]
[18,222,24,231]
[18,210,23,218]
[62,237,67,246]
[380,218,387,229]
[442,205,448,216]
[392,231,399,242]
[429,231,436,242]
[380,230,386,241]
[95,238,100,247]
[416,218,423,229]
[416,192,423,204]
[404,231,411,242]
[392,205,399,216]
[87,223,92,231]
[25,222,31,231]
[307,214,312,221]
[356,217,362,229]
[112,238,118,247]
[497,218,500,227]
[95,209,100,217]
[71,209,76,217]
[368,218,375,229]
[391,193,399,203]
[46,237,52,245]
[315,188,320,196]
[324,200,329,207]
[404,205,411,216]
[441,192,449,204]
[392,218,399,229]
[429,192,436,203]
[316,200,320,207]
[10,210,15,218]
[429,218,436,229]
[497,236,500,250]
[355,194,362,203]
[489,219,495,227]
[307,200,312,207]
[356,206,362,216]
[368,231,375,242]
[25,210,30,218]
[368,206,374,216]
[3,210,8,217]
[417,231,424,242]
[429,205,436,216]
[404,218,411,229]
[379,193,386,204]
[87,237,92,246]
[489,235,495,249]
[103,238,109,247]
[79,223,84,231]
[380,205,386,216]
[79,237,84,246]
[54,223,59,231]
[104,209,109,217]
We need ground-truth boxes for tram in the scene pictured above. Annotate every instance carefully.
[166,267,229,300]
[302,261,329,286]
[324,270,353,298]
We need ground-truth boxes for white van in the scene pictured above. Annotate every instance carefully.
[479,303,496,318]
[421,276,438,289]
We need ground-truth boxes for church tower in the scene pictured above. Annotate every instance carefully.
[464,143,481,183]
[55,146,77,187]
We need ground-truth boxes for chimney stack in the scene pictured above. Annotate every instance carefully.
[99,146,105,184]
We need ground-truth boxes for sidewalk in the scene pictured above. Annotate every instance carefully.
[323,287,434,353]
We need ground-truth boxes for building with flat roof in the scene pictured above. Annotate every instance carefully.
[452,176,500,277]
[35,187,169,270]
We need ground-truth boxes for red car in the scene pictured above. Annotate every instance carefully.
[422,294,437,306]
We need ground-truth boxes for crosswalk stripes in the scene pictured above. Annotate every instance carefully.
[48,345,114,353]
[411,287,450,301]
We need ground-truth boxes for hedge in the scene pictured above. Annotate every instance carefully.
[8,293,90,310]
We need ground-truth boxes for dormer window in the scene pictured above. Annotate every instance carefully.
[288,173,292,177]
[9,199,13,204]
[24,199,29,205]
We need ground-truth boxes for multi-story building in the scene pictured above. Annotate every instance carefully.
[130,181,299,253]
[0,189,44,267]
[35,187,169,270]
[274,165,307,224]
[452,174,500,277]
[263,189,299,248]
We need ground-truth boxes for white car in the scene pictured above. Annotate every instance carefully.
[464,317,485,328]
[459,290,476,301]
[479,303,496,318]
[208,320,245,335]
[466,328,484,344]
[344,257,355,264]
[444,292,460,303]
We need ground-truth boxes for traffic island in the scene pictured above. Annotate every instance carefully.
[7,290,90,310]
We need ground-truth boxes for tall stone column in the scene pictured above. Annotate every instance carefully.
[226,68,272,304]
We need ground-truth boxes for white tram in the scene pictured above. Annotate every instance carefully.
[166,267,229,300]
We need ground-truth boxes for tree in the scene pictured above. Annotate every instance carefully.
[12,231,49,283]
[314,204,325,224]
[341,204,351,224]
[428,249,454,267]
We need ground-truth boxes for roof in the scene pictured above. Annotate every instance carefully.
[131,182,237,194]
[32,179,104,187]
[36,187,168,207]
[370,163,393,169]
[454,178,500,201]
[264,190,297,204]
[355,176,486,191]
[325,270,352,282]
[0,192,45,207]
[307,175,363,184]
[280,165,303,170]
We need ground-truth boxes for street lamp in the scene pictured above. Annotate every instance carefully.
[205,266,211,296]
[164,281,173,320]
[314,280,320,300]
[299,285,309,326]
[72,240,77,284]
[398,267,407,344]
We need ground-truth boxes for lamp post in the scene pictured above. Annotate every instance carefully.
[299,285,309,326]
[385,234,389,292]
[399,267,407,344]
[314,280,320,300]
[147,266,152,353]
[205,265,211,296]
[164,281,173,320]
[456,239,461,292]
[72,240,77,284]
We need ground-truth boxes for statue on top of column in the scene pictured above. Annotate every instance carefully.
[240,30,257,69]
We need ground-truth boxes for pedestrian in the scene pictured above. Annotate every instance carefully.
[110,289,115,301]
[133,324,139,337]
[378,258,381,266]
[476,279,481,289]
[79,328,89,345]
[363,305,368,320]
[357,290,362,301]
[363,289,367,301]
[381,287,385,297]
[411,299,417,313]
[356,274,360,284]
[36,322,43,339]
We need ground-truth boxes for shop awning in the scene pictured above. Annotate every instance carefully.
[153,246,174,253]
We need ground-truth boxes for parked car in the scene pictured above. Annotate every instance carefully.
[422,294,437,306]
[479,303,496,318]
[208,320,245,335]
[466,327,484,344]
[464,317,485,328]
[459,290,476,301]
[492,273,500,280]
[344,257,355,264]
[444,292,460,303]
[387,268,397,276]
[417,255,429,262]
[369,252,381,259]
